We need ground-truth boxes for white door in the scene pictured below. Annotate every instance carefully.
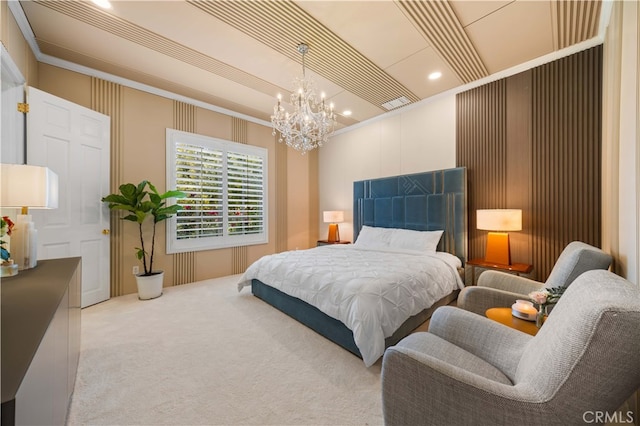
[27,86,111,308]
[1,44,26,164]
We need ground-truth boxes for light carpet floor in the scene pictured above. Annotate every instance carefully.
[67,275,383,426]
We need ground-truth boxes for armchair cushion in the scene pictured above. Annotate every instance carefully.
[426,306,530,380]
[391,333,513,385]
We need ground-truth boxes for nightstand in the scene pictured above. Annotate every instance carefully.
[317,240,350,246]
[466,258,533,285]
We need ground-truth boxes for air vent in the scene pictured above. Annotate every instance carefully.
[381,96,411,111]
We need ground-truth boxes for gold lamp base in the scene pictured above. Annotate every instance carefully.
[484,232,511,265]
[327,223,340,243]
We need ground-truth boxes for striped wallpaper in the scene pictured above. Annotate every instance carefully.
[91,78,125,296]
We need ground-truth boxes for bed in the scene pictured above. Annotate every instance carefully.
[237,167,467,366]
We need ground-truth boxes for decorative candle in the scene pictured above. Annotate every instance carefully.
[514,299,537,315]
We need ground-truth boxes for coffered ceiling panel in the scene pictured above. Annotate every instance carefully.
[465,1,555,74]
[450,1,513,27]
[16,0,603,129]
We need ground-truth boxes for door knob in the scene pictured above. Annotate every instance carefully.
[102,229,110,235]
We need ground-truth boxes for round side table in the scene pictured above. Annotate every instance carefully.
[485,307,540,336]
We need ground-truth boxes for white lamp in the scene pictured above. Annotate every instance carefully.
[477,209,522,265]
[0,164,59,270]
[323,210,344,243]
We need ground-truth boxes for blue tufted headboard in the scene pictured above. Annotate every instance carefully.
[353,167,467,264]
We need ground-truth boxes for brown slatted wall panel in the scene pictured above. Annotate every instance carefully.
[231,117,248,145]
[231,117,249,273]
[531,45,602,280]
[173,100,196,133]
[506,71,533,266]
[173,252,196,285]
[232,246,248,275]
[456,80,508,261]
[172,101,197,285]
[457,47,602,280]
[275,139,288,253]
[91,78,124,296]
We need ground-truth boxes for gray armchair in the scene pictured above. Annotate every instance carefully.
[381,270,640,425]
[457,241,612,315]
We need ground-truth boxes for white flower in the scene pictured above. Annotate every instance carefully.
[529,290,550,305]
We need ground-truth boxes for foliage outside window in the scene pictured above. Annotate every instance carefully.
[166,129,268,253]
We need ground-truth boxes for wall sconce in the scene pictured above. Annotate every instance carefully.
[0,164,59,270]
[476,209,522,265]
[323,210,344,243]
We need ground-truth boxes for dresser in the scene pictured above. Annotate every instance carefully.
[1,257,81,426]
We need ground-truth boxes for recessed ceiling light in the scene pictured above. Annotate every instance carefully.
[343,110,352,116]
[91,0,112,9]
[428,71,442,80]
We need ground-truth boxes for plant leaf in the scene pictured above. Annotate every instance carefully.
[135,211,147,223]
[101,194,130,205]
[135,247,146,260]
[148,182,159,195]
[136,181,149,194]
[149,192,161,205]
[160,190,186,200]
[120,183,137,200]
[122,214,139,222]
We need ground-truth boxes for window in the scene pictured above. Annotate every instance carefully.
[166,129,267,253]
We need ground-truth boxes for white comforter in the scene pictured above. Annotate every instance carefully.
[237,245,465,367]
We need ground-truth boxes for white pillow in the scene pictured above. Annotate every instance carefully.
[388,228,444,252]
[353,225,392,249]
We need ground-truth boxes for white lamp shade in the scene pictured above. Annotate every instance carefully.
[477,209,522,231]
[323,210,344,223]
[1,164,59,209]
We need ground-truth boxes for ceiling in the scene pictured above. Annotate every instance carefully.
[17,0,603,130]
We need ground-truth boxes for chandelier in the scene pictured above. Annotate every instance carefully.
[271,43,337,154]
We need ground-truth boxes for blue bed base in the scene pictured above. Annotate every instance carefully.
[252,166,467,361]
[251,279,459,359]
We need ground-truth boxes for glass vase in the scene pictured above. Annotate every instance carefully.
[536,304,546,328]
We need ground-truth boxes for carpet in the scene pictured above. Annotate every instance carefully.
[67,275,383,425]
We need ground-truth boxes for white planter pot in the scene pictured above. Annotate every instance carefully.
[135,271,164,300]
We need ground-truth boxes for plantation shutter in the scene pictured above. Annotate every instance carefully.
[227,151,265,236]
[175,143,224,240]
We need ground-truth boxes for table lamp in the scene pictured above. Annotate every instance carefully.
[323,210,344,243]
[476,209,522,265]
[0,164,59,270]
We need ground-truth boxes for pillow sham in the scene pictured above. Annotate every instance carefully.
[388,228,444,252]
[353,225,392,249]
[355,226,444,252]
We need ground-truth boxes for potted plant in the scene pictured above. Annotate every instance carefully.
[102,180,185,299]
